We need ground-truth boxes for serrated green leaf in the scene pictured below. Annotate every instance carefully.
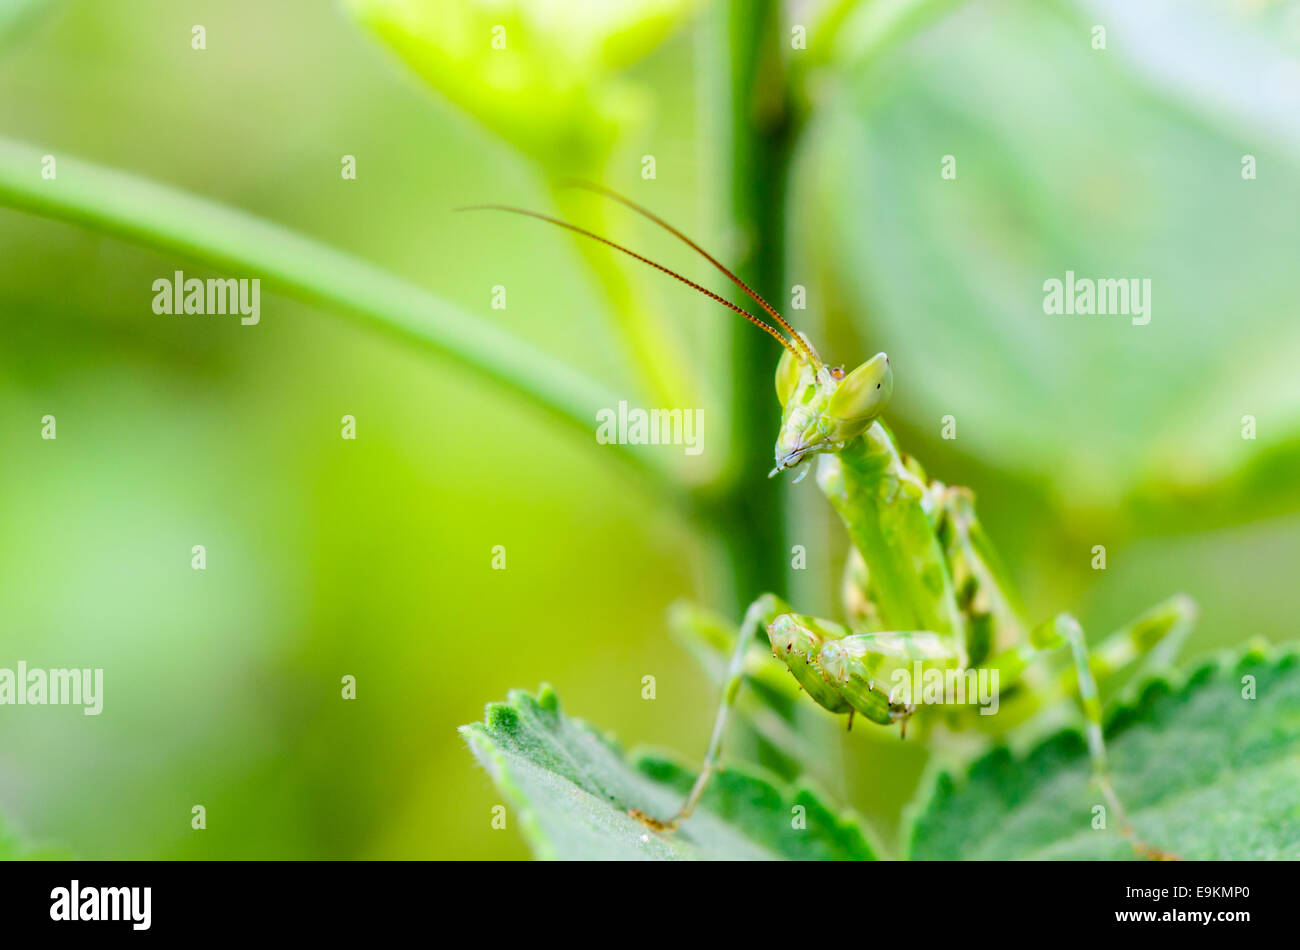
[906,649,1300,859]
[460,685,879,860]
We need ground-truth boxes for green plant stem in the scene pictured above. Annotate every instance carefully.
[710,0,796,614]
[0,136,682,496]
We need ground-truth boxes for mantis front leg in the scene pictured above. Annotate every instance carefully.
[648,601,957,831]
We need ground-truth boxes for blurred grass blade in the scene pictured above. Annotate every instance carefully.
[0,136,677,489]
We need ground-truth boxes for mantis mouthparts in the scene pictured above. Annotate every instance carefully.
[770,449,811,479]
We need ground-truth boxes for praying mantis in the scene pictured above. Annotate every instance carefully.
[468,185,1197,858]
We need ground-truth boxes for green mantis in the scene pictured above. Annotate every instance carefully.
[473,185,1197,857]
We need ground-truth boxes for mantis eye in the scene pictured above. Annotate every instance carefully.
[827,352,893,435]
[774,344,800,405]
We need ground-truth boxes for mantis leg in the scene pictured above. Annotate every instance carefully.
[933,483,1028,665]
[1011,612,1183,859]
[657,592,791,829]
[1087,594,1197,685]
[1047,615,1124,822]
[984,595,1197,714]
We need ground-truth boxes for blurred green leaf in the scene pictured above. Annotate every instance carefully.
[0,813,70,859]
[461,685,880,859]
[344,0,699,172]
[798,0,1300,510]
[0,816,31,859]
[797,0,962,75]
[907,647,1300,859]
[1065,0,1300,157]
[344,0,711,418]
[0,0,63,51]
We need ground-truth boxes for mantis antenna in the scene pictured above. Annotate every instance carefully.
[456,203,804,361]
[560,181,821,368]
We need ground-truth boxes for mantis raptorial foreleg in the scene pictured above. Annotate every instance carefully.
[657,599,948,828]
[657,613,968,827]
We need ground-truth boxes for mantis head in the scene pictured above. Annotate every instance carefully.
[770,341,892,478]
[460,185,892,480]
[767,612,825,659]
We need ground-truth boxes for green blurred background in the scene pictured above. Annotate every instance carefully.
[0,0,1297,859]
